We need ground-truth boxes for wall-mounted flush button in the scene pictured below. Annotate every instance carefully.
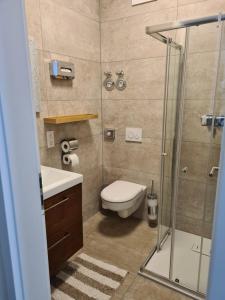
[104,128,115,140]
[126,128,142,143]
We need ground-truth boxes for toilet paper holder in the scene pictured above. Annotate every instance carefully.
[61,139,79,166]
[61,139,79,153]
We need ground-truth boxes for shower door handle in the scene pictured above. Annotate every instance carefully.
[209,166,219,177]
[162,153,168,156]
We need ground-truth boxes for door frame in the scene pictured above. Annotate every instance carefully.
[0,0,50,299]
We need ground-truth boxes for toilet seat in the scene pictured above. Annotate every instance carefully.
[101,180,146,218]
[101,180,146,203]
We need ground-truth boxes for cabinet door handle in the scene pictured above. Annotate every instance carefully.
[48,233,71,251]
[45,197,70,212]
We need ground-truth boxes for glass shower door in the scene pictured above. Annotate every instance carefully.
[171,19,225,295]
[198,20,225,294]
[158,40,181,252]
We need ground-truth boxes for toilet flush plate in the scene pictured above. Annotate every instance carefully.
[125,127,142,143]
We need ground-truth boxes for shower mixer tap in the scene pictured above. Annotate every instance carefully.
[181,166,188,173]
[209,166,219,177]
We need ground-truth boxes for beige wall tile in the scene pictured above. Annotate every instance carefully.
[177,178,205,220]
[101,0,177,22]
[178,0,225,20]
[102,57,166,100]
[176,215,205,236]
[103,136,161,175]
[182,100,211,143]
[24,0,43,49]
[188,23,222,53]
[47,100,65,116]
[36,101,48,148]
[205,183,216,223]
[52,0,100,21]
[66,135,102,177]
[185,52,217,100]
[103,100,163,139]
[40,0,100,61]
[178,0,207,6]
[101,8,176,62]
[179,141,210,182]
[82,166,102,221]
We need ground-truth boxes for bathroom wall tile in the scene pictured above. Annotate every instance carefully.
[182,100,211,144]
[175,215,204,237]
[24,0,43,50]
[47,101,66,116]
[40,0,100,61]
[178,0,207,6]
[63,135,102,177]
[36,101,48,148]
[216,50,225,101]
[39,144,62,169]
[102,99,163,139]
[82,166,102,221]
[188,23,223,54]
[205,183,216,223]
[101,8,176,62]
[103,136,161,176]
[43,52,101,101]
[28,49,47,106]
[100,0,177,22]
[102,57,166,100]
[50,0,100,21]
[178,0,225,20]
[177,178,205,220]
[179,141,210,182]
[103,166,160,192]
[185,52,217,100]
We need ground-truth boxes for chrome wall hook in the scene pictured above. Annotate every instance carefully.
[115,70,127,91]
[103,72,114,91]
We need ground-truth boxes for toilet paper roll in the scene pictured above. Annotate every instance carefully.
[61,141,70,153]
[61,140,79,153]
[62,153,79,167]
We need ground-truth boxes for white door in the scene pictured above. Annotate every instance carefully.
[0,0,50,299]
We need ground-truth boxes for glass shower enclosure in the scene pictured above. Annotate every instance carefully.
[140,14,225,300]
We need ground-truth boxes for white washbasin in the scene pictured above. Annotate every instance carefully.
[41,165,83,200]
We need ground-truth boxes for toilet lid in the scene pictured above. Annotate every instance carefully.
[101,180,146,203]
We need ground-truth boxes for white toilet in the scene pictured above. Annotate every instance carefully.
[101,180,147,218]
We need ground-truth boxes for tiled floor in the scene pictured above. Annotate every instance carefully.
[78,212,192,300]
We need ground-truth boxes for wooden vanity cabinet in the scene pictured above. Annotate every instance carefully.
[44,184,83,276]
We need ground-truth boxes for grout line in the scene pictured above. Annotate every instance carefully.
[41,49,101,64]
[100,5,178,24]
[99,0,105,187]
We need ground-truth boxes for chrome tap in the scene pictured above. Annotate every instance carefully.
[209,166,219,177]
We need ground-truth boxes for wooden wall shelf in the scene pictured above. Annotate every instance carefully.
[44,114,98,125]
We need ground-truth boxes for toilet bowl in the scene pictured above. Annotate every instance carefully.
[101,180,147,218]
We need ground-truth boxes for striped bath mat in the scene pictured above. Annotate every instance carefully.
[51,253,128,300]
